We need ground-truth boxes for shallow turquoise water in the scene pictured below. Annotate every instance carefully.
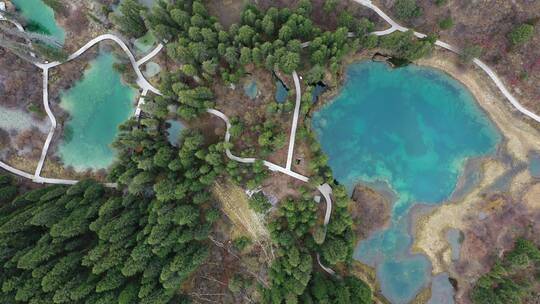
[529,152,540,178]
[58,53,136,171]
[166,119,184,147]
[428,273,455,304]
[244,80,258,99]
[12,0,65,43]
[312,62,499,303]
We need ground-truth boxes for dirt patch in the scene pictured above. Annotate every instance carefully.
[523,182,540,210]
[40,155,108,182]
[350,184,392,239]
[290,139,313,177]
[59,1,110,53]
[205,0,250,29]
[3,153,40,175]
[261,171,307,202]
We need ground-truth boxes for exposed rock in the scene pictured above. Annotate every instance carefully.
[372,53,397,68]
[351,184,393,239]
[372,52,392,62]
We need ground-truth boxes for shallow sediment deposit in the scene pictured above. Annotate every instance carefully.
[413,50,540,302]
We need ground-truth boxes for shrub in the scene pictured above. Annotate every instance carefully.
[508,24,535,46]
[435,0,448,6]
[233,236,252,251]
[249,192,271,213]
[394,0,423,20]
[460,44,483,63]
[439,16,454,30]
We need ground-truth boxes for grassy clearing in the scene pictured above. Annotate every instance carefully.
[212,180,273,260]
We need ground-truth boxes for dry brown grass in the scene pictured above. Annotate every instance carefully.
[205,0,250,29]
[212,180,274,260]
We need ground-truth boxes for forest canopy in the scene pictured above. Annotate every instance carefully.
[0,0,443,302]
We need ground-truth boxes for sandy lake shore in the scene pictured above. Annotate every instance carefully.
[412,49,540,298]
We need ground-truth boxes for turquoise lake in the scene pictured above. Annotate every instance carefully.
[58,53,136,171]
[12,0,65,43]
[312,62,500,303]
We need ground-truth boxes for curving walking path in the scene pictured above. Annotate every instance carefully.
[318,183,333,225]
[1,8,338,273]
[206,109,311,182]
[32,34,163,184]
[207,107,335,274]
[0,28,163,186]
[352,0,540,122]
[136,43,163,67]
[1,13,334,267]
[0,14,24,32]
[35,34,162,95]
[34,67,55,178]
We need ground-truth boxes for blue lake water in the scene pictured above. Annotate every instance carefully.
[275,80,289,103]
[311,82,327,103]
[428,273,455,304]
[244,80,258,99]
[12,0,65,44]
[312,62,500,303]
[529,152,540,178]
[58,53,136,171]
[166,119,184,147]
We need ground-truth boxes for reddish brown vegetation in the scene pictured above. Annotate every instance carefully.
[350,184,392,239]
[379,0,540,114]
[452,192,540,303]
[0,49,41,108]
[65,7,89,36]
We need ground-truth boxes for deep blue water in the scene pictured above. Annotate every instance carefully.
[275,80,289,103]
[312,62,500,303]
[311,82,327,103]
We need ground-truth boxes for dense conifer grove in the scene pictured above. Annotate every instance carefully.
[0,0,441,302]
